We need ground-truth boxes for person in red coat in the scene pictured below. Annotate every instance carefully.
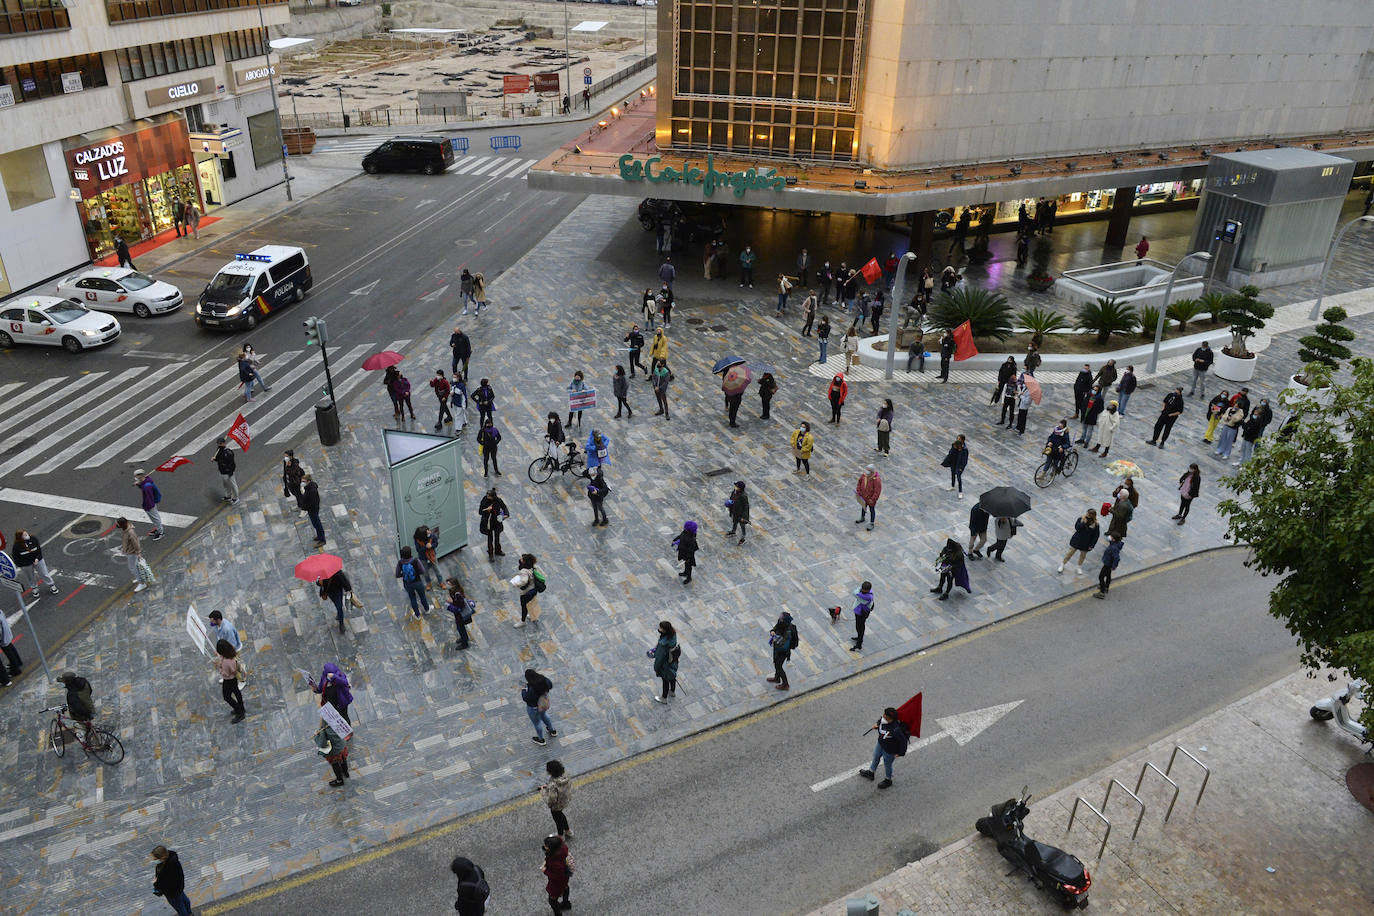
[827,372,848,423]
[542,834,572,914]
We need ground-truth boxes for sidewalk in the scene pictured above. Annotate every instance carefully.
[808,668,1374,915]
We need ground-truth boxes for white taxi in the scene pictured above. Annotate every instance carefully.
[55,267,183,318]
[0,296,121,352]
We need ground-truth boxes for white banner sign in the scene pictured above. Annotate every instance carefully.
[185,603,210,656]
[61,71,83,94]
[320,700,353,739]
[0,85,14,109]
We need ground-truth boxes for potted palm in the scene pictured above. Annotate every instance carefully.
[1213,285,1274,382]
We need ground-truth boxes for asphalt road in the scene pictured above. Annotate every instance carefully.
[214,548,1298,916]
[0,122,587,663]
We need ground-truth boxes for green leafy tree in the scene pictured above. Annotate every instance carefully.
[1297,306,1355,373]
[1074,296,1137,344]
[1218,358,1374,731]
[930,286,1015,340]
[1218,284,1275,359]
[1017,306,1069,348]
[1167,297,1205,332]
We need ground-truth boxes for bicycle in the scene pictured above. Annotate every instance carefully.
[1033,445,1079,489]
[528,441,587,484]
[44,705,125,765]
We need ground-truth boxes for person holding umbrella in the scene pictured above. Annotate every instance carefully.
[976,486,1032,562]
[297,553,348,632]
[720,364,751,428]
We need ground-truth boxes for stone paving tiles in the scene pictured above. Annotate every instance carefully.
[1,192,1371,914]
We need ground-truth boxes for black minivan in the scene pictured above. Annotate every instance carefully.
[362,136,455,175]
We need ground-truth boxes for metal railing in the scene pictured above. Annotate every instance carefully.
[1066,797,1111,861]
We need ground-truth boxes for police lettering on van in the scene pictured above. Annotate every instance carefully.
[195,245,312,331]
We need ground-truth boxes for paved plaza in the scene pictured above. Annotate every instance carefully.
[2,188,1372,914]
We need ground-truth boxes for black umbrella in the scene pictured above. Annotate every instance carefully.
[713,355,746,374]
[978,486,1032,518]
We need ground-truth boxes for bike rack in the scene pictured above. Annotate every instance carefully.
[1135,761,1181,821]
[1066,797,1111,860]
[1165,746,1211,808]
[1101,778,1147,841]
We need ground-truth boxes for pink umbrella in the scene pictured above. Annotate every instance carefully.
[1020,374,1043,405]
[294,553,343,582]
[362,350,405,371]
[721,364,753,395]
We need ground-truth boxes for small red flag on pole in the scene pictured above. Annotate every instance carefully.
[860,257,882,285]
[952,320,979,361]
[155,456,191,473]
[227,413,251,451]
[896,692,923,738]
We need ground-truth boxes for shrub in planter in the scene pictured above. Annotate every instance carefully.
[1166,297,1205,332]
[930,287,1015,340]
[1218,285,1274,359]
[1136,305,1162,340]
[1017,306,1069,348]
[1074,296,1137,344]
[1295,306,1356,385]
[1026,238,1055,291]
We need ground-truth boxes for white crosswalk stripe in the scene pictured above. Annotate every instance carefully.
[1,338,413,477]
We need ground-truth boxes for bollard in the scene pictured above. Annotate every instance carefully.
[845,894,879,915]
[315,399,341,447]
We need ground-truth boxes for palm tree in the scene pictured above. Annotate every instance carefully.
[930,287,1015,340]
[1074,297,1137,344]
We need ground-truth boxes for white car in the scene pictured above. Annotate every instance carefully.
[0,296,121,352]
[56,267,183,318]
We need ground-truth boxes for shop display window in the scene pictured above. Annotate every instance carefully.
[0,145,55,211]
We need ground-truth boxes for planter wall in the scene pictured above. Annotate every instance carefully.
[1283,374,1334,408]
[1214,349,1257,382]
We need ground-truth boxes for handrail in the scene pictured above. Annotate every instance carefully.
[1101,778,1147,841]
[1066,797,1111,861]
[1135,761,1182,821]
[1165,746,1211,808]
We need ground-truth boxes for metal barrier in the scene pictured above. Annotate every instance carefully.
[490,135,522,153]
[1101,778,1147,841]
[1165,746,1211,808]
[1066,797,1111,861]
[452,137,470,155]
[1134,762,1181,821]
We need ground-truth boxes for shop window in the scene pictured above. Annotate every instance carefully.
[0,145,55,211]
[247,111,281,168]
[222,29,268,62]
[0,1,70,37]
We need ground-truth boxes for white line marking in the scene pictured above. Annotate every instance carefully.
[809,769,861,793]
[0,373,107,439]
[451,157,487,175]
[466,158,504,176]
[0,488,197,528]
[73,359,225,470]
[266,341,403,444]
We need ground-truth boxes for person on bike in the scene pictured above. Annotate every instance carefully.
[58,672,96,741]
[1042,420,1072,475]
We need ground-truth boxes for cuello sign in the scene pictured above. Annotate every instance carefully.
[145,78,214,108]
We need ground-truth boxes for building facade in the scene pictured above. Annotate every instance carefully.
[0,0,290,295]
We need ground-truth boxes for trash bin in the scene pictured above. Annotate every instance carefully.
[315,399,340,446]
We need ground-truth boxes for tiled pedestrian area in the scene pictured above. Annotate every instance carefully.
[808,669,1374,916]
[2,194,1371,914]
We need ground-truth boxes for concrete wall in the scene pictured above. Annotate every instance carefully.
[860,0,1374,170]
[0,143,95,292]
[283,2,382,45]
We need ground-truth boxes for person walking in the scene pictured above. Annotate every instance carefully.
[1202,390,1231,443]
[114,235,135,269]
[1023,342,1042,376]
[723,377,744,428]
[281,451,305,509]
[541,834,573,914]
[478,487,508,560]
[430,370,455,431]
[213,639,246,722]
[301,470,326,546]
[540,759,573,840]
[649,620,680,702]
[857,707,910,789]
[449,327,472,380]
[471,271,487,315]
[564,371,589,430]
[172,198,186,237]
[931,537,971,599]
[585,428,610,477]
[988,515,1018,562]
[473,378,496,428]
[206,609,241,652]
[1174,464,1201,524]
[451,857,490,916]
[135,469,165,539]
[1094,360,1119,394]
[790,421,814,474]
[738,244,756,288]
[942,434,969,497]
[1238,399,1272,464]
[758,372,778,419]
[651,359,673,419]
[648,327,669,366]
[1072,364,1093,420]
[315,717,351,787]
[1213,400,1246,459]
[623,325,646,377]
[816,315,832,364]
[117,517,152,592]
[187,202,201,239]
[966,503,989,559]
[212,437,238,505]
[237,350,259,402]
[993,357,1018,406]
[725,480,750,544]
[875,398,894,455]
[999,375,1019,428]
[850,580,874,651]
[658,256,676,291]
[510,554,543,628]
[767,611,798,690]
[854,465,882,530]
[937,330,956,382]
[413,525,443,590]
[1146,387,1186,448]
[389,368,417,420]
[1134,235,1150,261]
[445,577,477,649]
[150,845,194,916]
[673,520,699,584]
[318,567,353,633]
[1078,386,1104,448]
[459,268,476,313]
[869,291,885,336]
[1189,342,1214,398]
[586,468,610,526]
[1094,400,1120,457]
[1116,365,1137,417]
[640,287,658,331]
[658,282,675,327]
[1058,508,1101,575]
[1094,536,1124,599]
[818,261,834,305]
[775,273,794,316]
[11,528,58,596]
[609,365,632,420]
[827,372,848,423]
[476,418,502,477]
[521,668,557,744]
[841,324,860,372]
[395,546,430,618]
[800,293,817,337]
[0,608,22,686]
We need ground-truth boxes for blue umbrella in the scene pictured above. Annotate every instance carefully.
[713,355,746,374]
[747,361,775,375]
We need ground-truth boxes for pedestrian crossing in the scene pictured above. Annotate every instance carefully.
[0,339,410,478]
[309,138,538,181]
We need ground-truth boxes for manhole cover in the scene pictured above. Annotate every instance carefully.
[709,324,729,332]
[686,318,705,325]
[70,519,104,536]
[704,467,733,477]
[508,305,521,310]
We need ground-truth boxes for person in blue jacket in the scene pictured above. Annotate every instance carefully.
[585,428,610,473]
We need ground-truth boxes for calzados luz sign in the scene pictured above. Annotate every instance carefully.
[618,153,787,199]
[72,140,128,182]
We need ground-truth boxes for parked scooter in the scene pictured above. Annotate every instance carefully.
[976,786,1091,909]
[1309,680,1370,749]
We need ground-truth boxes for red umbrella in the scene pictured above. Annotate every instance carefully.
[294,553,343,582]
[362,350,405,371]
[721,364,753,395]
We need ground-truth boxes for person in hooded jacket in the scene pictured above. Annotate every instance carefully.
[1078,385,1105,447]
[450,856,490,915]
[850,580,875,650]
[1072,364,1093,419]
[942,435,968,497]
[1058,508,1101,575]
[993,356,1017,405]
[472,378,496,428]
[758,372,778,419]
[1238,399,1272,464]
[150,845,194,916]
[1092,400,1121,456]
[930,538,971,599]
[586,468,610,526]
[478,488,509,560]
[827,372,848,423]
[767,611,798,690]
[855,465,882,530]
[1202,390,1231,443]
[725,481,750,544]
[317,567,353,633]
[790,421,814,474]
[312,662,354,723]
[612,365,632,418]
[966,503,990,558]
[522,668,557,744]
[650,620,679,702]
[1174,464,1202,524]
[673,521,699,584]
[542,834,573,914]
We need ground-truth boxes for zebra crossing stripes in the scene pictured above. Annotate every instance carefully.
[308,138,538,180]
[72,358,225,471]
[0,372,108,440]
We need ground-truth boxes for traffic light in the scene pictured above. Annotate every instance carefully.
[303,316,328,346]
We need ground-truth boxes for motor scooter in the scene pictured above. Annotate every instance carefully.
[976,786,1090,909]
[1309,680,1370,748]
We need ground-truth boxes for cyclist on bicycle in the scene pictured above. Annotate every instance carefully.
[1042,420,1072,475]
[58,671,96,740]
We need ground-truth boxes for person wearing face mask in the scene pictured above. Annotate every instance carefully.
[11,529,58,596]
[1093,400,1121,457]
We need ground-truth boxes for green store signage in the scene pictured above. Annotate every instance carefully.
[617,153,788,198]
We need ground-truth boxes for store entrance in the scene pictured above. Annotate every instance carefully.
[196,156,224,209]
[78,163,199,259]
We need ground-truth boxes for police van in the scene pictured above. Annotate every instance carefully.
[195,245,312,331]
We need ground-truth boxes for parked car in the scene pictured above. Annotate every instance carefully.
[362,136,455,175]
[55,267,183,318]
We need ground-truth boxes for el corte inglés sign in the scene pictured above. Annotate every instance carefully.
[618,153,787,199]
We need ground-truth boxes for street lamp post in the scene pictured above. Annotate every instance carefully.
[258,5,292,202]
[564,3,571,106]
[1146,251,1211,375]
[884,251,918,380]
[1309,214,1374,320]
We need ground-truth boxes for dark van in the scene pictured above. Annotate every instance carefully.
[362,136,455,175]
[195,245,312,331]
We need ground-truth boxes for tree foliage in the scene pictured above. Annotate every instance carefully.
[930,286,1015,340]
[1218,358,1374,730]
[1074,296,1137,344]
[1017,306,1069,347]
[1297,306,1356,372]
[1166,297,1205,332]
[1218,284,1275,359]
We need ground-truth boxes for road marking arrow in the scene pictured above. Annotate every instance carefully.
[349,280,380,297]
[415,199,437,209]
[418,284,450,303]
[809,699,1023,793]
[494,191,510,203]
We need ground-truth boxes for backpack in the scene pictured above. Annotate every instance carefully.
[148,480,162,504]
[456,874,490,906]
[397,378,411,397]
[532,569,547,593]
[788,624,800,651]
[401,560,419,584]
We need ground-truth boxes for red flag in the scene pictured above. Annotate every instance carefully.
[860,257,882,285]
[952,320,979,361]
[155,456,191,472]
[896,692,923,738]
[227,413,251,451]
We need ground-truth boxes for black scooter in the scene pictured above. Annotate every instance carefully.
[976,786,1091,909]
